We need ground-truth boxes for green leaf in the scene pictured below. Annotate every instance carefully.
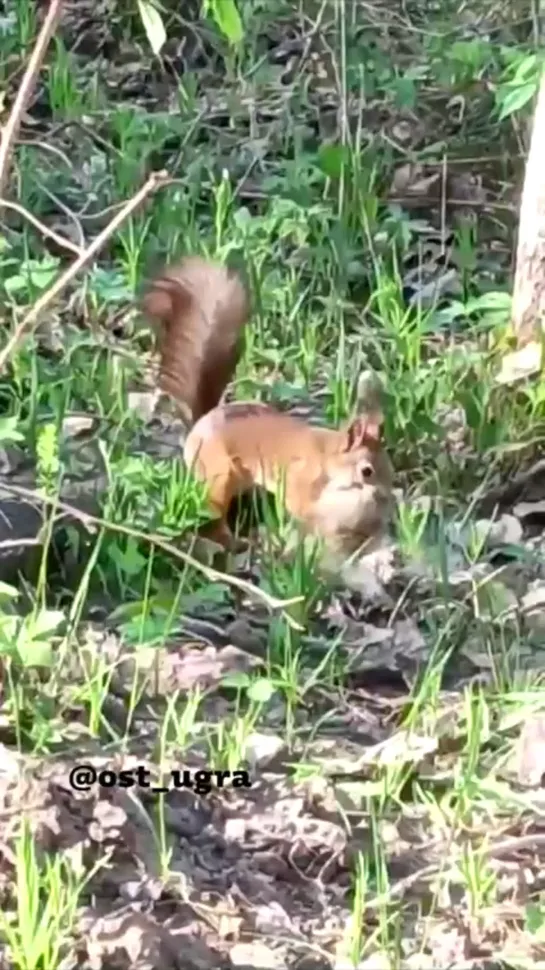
[0,615,19,655]
[27,609,65,639]
[203,0,243,45]
[512,54,539,85]
[108,539,147,577]
[317,144,351,180]
[247,678,276,703]
[393,76,417,109]
[4,275,27,294]
[525,902,545,937]
[137,0,167,56]
[17,638,53,668]
[0,416,24,443]
[109,599,151,623]
[497,81,537,120]
[4,257,59,295]
[221,672,251,690]
[465,291,512,312]
[233,206,252,229]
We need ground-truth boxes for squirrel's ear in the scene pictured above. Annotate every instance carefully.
[343,415,381,451]
[356,369,384,410]
[342,369,385,450]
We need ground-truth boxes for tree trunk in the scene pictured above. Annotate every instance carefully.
[511,72,545,348]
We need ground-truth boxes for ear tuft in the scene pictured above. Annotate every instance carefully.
[356,369,384,410]
[345,415,381,451]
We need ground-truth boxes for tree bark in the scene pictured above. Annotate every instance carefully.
[511,72,545,347]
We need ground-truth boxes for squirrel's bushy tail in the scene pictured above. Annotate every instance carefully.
[142,257,249,422]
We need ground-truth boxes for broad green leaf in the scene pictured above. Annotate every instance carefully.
[247,678,276,703]
[465,291,512,312]
[525,902,545,938]
[108,539,147,576]
[0,416,24,443]
[27,609,65,639]
[221,672,251,690]
[17,637,53,668]
[203,0,243,45]
[497,81,537,120]
[512,54,539,85]
[318,144,351,179]
[393,76,417,109]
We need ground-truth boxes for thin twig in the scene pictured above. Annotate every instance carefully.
[0,170,169,371]
[366,831,545,911]
[35,183,86,249]
[16,137,74,171]
[0,480,304,627]
[0,0,65,204]
[0,538,41,550]
[0,198,84,256]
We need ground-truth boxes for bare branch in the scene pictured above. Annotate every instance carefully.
[0,480,304,626]
[0,170,170,371]
[0,198,84,257]
[0,0,65,204]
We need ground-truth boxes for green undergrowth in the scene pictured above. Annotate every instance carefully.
[0,0,541,709]
[0,0,544,966]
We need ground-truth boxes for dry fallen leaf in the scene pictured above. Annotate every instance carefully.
[514,499,545,518]
[337,560,391,601]
[392,618,426,657]
[426,921,469,967]
[89,798,128,843]
[407,269,461,309]
[254,901,293,934]
[390,162,440,198]
[168,644,260,691]
[521,584,545,632]
[496,341,543,385]
[0,744,20,780]
[86,910,179,970]
[336,947,393,970]
[62,414,96,438]
[243,732,285,769]
[128,389,162,422]
[474,513,523,547]
[335,542,398,602]
[360,730,438,768]
[230,940,281,967]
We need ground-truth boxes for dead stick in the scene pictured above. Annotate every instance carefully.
[0,198,83,256]
[0,480,304,626]
[366,832,545,911]
[0,0,64,203]
[0,170,169,371]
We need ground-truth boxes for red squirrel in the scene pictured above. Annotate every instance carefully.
[143,257,394,556]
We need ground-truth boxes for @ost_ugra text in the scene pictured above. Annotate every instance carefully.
[69,764,252,795]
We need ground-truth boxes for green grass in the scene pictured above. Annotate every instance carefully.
[0,0,545,967]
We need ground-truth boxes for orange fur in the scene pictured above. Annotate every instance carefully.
[184,401,393,555]
[144,256,393,556]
